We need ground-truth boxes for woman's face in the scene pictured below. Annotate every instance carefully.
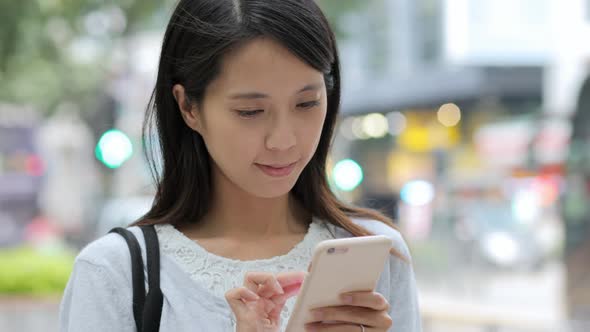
[180,38,328,198]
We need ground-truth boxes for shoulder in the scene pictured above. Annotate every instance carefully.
[75,226,146,269]
[324,217,411,261]
[60,229,141,330]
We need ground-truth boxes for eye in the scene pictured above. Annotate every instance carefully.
[236,109,264,118]
[297,100,320,110]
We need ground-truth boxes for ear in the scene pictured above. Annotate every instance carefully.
[172,84,203,133]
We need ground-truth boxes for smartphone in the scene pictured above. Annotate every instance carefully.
[285,235,392,332]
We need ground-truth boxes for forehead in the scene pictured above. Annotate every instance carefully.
[208,38,324,95]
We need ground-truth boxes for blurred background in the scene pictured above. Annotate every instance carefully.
[1,0,589,331]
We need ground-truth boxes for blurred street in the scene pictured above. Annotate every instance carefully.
[420,262,566,331]
[0,297,60,332]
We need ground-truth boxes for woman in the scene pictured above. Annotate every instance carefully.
[59,0,422,331]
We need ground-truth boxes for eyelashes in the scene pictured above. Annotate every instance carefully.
[297,100,320,109]
[235,100,320,118]
[236,109,263,118]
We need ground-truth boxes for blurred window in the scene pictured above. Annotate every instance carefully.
[416,0,442,63]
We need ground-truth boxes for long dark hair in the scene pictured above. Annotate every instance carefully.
[134,0,406,260]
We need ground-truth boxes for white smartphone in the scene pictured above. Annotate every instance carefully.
[285,235,392,332]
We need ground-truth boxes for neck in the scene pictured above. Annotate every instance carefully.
[187,167,310,239]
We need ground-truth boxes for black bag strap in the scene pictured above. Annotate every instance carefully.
[139,225,163,332]
[109,225,163,332]
[109,227,146,331]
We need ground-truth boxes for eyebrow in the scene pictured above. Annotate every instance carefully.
[228,83,323,100]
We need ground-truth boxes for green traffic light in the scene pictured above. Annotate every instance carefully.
[95,129,133,169]
[332,159,363,191]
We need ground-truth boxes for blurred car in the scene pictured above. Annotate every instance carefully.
[453,200,561,271]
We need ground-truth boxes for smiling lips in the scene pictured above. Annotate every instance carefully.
[255,161,298,177]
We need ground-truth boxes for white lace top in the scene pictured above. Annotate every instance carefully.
[154,218,335,330]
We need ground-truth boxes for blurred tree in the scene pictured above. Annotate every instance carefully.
[0,0,172,114]
[317,0,368,39]
[318,0,392,76]
[0,0,382,115]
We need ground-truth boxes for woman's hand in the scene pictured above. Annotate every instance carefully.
[226,271,305,332]
[304,291,393,332]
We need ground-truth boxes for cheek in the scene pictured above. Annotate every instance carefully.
[298,110,327,158]
[202,119,260,167]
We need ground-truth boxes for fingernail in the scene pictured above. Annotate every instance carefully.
[274,280,285,294]
[342,295,353,304]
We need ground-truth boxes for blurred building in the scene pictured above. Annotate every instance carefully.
[333,0,547,229]
[328,0,590,328]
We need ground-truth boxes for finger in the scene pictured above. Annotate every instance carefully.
[266,282,303,322]
[253,273,305,323]
[276,271,306,288]
[263,273,306,325]
[308,306,390,328]
[255,297,276,316]
[255,299,281,332]
[244,272,284,298]
[270,278,304,305]
[339,291,390,311]
[267,299,284,324]
[281,281,303,299]
[225,287,260,303]
[304,323,369,331]
[225,287,260,316]
[257,319,278,332]
[270,271,306,303]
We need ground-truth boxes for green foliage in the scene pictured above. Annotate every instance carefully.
[0,0,374,114]
[0,0,167,114]
[0,247,75,295]
[317,0,368,39]
[318,0,391,74]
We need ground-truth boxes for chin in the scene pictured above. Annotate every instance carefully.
[244,178,298,199]
[251,184,295,199]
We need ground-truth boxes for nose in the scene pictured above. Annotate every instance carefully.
[265,112,296,151]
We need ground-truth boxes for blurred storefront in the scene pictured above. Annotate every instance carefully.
[0,104,44,247]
